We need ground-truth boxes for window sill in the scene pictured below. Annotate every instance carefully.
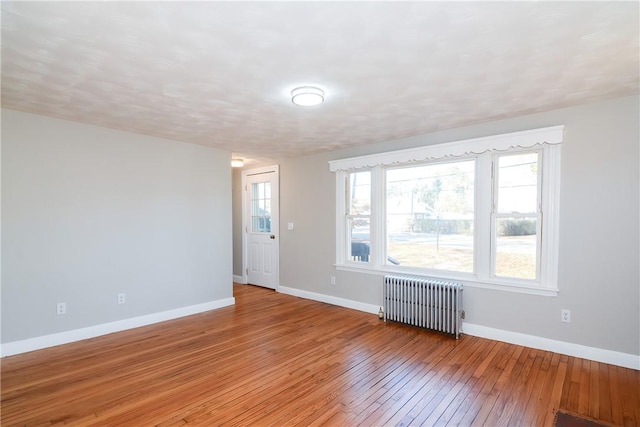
[334,264,559,297]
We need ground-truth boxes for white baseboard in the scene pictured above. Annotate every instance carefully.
[278,286,379,315]
[1,297,235,357]
[278,286,639,370]
[5,288,637,370]
[462,322,639,370]
[233,274,245,284]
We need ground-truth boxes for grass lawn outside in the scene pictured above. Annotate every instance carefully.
[387,235,536,279]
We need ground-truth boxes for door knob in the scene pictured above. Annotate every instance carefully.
[270,235,275,239]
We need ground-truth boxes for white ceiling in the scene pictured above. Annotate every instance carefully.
[2,2,638,164]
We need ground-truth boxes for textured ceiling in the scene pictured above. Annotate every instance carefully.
[1,2,638,164]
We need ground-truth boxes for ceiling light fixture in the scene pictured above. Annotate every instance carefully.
[231,158,244,168]
[291,86,324,106]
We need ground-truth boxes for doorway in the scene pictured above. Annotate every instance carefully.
[242,165,279,289]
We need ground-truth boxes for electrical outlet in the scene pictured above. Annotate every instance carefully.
[330,276,336,285]
[561,309,571,323]
[118,293,126,304]
[57,302,66,315]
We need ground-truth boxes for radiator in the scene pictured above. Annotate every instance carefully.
[383,275,463,339]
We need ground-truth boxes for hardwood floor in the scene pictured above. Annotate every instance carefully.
[2,284,639,426]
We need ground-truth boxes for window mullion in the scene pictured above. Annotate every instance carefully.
[475,153,493,279]
[371,165,385,268]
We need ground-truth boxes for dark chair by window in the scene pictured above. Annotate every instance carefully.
[351,242,401,265]
[351,242,370,262]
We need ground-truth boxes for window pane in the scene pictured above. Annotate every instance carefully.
[348,171,371,215]
[386,160,474,272]
[251,182,271,233]
[497,153,538,213]
[349,217,370,263]
[495,217,537,279]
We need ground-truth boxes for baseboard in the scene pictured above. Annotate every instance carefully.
[463,322,640,370]
[6,290,636,370]
[277,287,638,370]
[278,286,379,315]
[232,274,245,284]
[1,297,235,357]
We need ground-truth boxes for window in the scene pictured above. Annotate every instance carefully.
[386,159,475,272]
[251,182,271,233]
[493,152,540,280]
[347,171,371,263]
[330,126,563,295]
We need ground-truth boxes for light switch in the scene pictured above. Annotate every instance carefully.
[288,222,294,230]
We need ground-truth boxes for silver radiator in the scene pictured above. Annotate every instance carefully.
[383,275,463,339]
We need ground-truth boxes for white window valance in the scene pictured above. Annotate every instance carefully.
[328,125,564,172]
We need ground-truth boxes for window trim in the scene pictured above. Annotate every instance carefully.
[330,126,563,296]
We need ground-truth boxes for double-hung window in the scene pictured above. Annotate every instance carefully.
[492,151,540,280]
[346,170,372,263]
[330,126,563,295]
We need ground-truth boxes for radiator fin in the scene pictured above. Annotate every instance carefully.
[383,275,463,339]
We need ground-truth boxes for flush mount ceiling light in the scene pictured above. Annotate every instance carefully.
[291,86,324,106]
[231,158,244,168]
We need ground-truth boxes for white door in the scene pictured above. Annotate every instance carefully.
[243,166,279,289]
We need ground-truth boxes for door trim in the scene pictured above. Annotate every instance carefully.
[241,165,279,289]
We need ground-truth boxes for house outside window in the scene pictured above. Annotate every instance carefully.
[330,126,563,296]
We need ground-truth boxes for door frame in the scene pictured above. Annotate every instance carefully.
[241,164,280,289]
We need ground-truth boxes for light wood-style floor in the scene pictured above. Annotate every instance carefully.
[2,284,639,426]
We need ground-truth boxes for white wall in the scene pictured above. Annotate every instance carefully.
[1,110,233,346]
[270,96,639,364]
